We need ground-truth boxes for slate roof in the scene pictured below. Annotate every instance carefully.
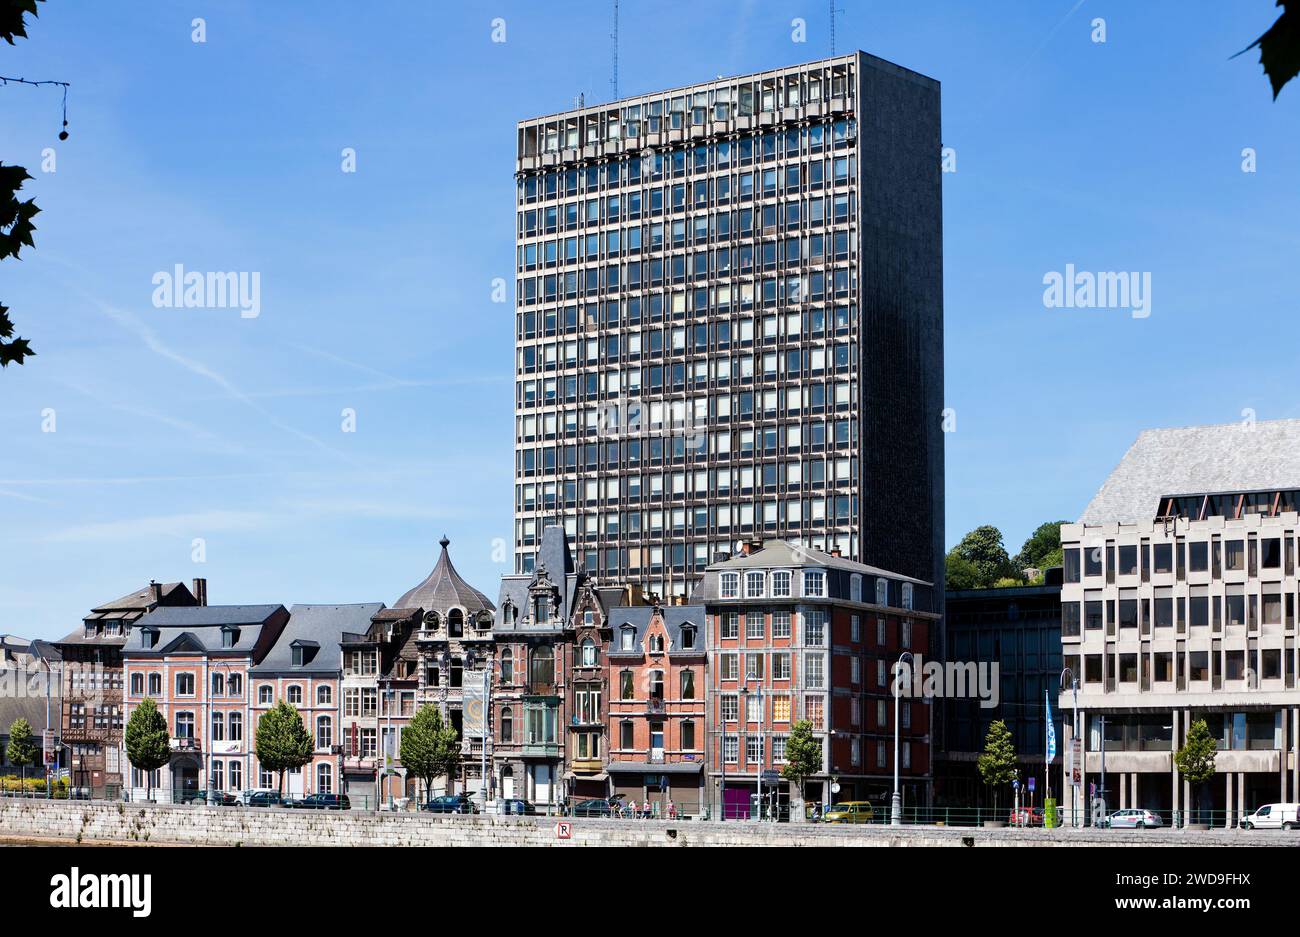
[125,605,286,655]
[1079,419,1300,524]
[251,603,383,675]
[54,581,198,647]
[606,606,706,658]
[713,540,930,581]
[493,525,580,632]
[394,536,495,616]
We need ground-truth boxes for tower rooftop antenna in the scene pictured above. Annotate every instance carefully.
[611,0,620,101]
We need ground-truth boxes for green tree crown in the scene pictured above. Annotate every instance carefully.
[254,700,313,793]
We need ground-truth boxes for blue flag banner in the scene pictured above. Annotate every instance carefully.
[1045,690,1057,763]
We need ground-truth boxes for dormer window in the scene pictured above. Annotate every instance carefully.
[770,571,791,597]
[424,610,440,631]
[222,626,239,649]
[680,625,696,650]
[875,578,889,606]
[583,610,594,627]
[745,571,765,598]
[292,645,305,666]
[620,626,635,651]
[901,582,914,610]
[720,572,739,599]
[649,634,665,654]
[141,627,159,649]
[534,595,550,623]
[803,571,825,597]
[850,574,863,603]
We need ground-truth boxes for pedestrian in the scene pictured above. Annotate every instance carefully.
[667,799,677,820]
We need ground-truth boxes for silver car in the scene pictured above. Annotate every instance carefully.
[1104,808,1163,829]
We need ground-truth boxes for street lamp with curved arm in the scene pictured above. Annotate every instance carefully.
[1059,667,1079,827]
[891,650,915,826]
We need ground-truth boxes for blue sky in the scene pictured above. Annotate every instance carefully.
[2,1,1297,639]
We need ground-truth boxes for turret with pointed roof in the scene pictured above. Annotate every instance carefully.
[394,536,496,617]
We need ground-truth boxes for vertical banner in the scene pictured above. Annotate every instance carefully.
[464,670,487,739]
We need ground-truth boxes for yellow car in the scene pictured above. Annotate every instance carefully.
[822,801,875,824]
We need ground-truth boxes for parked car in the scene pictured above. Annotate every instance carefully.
[571,797,615,817]
[1102,808,1163,829]
[186,790,236,806]
[822,801,875,824]
[498,798,536,816]
[422,793,477,814]
[244,790,284,808]
[1241,803,1300,830]
[286,793,350,810]
[238,788,278,806]
[1008,807,1044,827]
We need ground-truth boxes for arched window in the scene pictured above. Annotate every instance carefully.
[228,673,243,696]
[258,685,273,705]
[530,647,554,691]
[317,685,332,706]
[649,633,665,653]
[448,608,464,637]
[581,638,598,667]
[316,715,332,750]
[424,610,441,632]
[287,685,303,705]
[317,762,332,794]
[148,673,161,695]
[211,673,225,696]
[501,648,514,683]
[501,707,514,743]
[211,712,224,741]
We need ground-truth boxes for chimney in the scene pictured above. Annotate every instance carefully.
[192,577,208,607]
[830,547,842,558]
[149,580,162,604]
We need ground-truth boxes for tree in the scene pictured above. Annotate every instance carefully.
[780,719,822,812]
[124,698,169,800]
[948,526,1017,589]
[0,0,47,367]
[944,550,980,590]
[977,719,1018,811]
[254,701,312,796]
[0,0,43,45]
[1236,1,1300,99]
[1175,718,1218,825]
[400,703,461,803]
[1013,521,1069,575]
[6,717,36,788]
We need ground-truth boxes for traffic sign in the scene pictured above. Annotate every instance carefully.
[554,821,572,840]
[1027,777,1036,792]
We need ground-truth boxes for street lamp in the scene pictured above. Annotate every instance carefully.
[1059,667,1078,827]
[891,650,914,826]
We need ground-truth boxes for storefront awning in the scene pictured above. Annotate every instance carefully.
[563,772,609,782]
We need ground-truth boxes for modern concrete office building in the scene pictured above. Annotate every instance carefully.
[512,52,944,605]
[1059,419,1300,826]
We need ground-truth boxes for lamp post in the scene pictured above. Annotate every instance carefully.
[1059,667,1078,827]
[891,650,914,826]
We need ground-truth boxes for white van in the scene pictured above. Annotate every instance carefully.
[1241,803,1300,830]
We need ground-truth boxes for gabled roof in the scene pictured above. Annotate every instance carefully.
[55,581,198,647]
[494,526,584,633]
[394,537,495,616]
[704,539,928,583]
[125,605,286,655]
[607,606,706,658]
[252,603,383,674]
[1079,419,1300,524]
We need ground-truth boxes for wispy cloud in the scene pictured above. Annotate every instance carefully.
[96,303,353,461]
[43,509,268,544]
